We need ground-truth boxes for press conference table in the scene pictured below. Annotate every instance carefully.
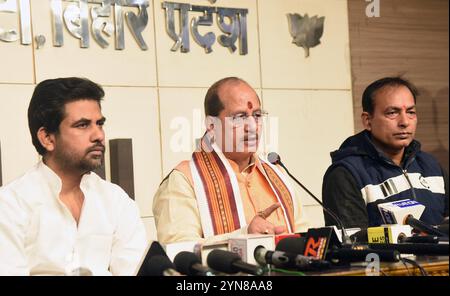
[305,256,449,276]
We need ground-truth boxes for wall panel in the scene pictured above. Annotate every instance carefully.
[0,0,358,238]
[101,86,161,217]
[262,89,354,212]
[0,84,39,183]
[348,0,449,171]
[258,0,351,89]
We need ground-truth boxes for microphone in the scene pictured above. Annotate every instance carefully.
[276,236,401,263]
[398,235,446,244]
[143,255,182,276]
[254,245,330,270]
[404,214,448,237]
[207,249,264,275]
[350,228,369,244]
[377,199,425,225]
[174,251,215,276]
[137,241,170,276]
[326,246,401,263]
[437,219,449,236]
[368,243,449,256]
[276,237,307,254]
[267,152,352,245]
[367,224,413,244]
[429,217,449,238]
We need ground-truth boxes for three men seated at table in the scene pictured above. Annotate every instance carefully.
[0,76,447,275]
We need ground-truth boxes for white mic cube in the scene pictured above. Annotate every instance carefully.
[378,199,425,224]
[200,240,229,266]
[228,234,275,265]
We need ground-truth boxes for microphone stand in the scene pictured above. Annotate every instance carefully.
[273,157,353,246]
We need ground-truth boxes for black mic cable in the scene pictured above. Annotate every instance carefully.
[400,257,428,276]
[267,152,352,245]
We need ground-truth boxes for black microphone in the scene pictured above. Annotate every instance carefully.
[368,243,449,256]
[327,247,401,263]
[404,214,448,237]
[398,235,446,244]
[141,255,181,276]
[349,228,369,244]
[207,249,264,275]
[276,237,307,254]
[267,152,352,245]
[437,220,449,236]
[254,245,330,270]
[174,251,215,276]
[137,241,171,276]
[276,236,401,263]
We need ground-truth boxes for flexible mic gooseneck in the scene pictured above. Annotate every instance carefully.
[267,152,352,246]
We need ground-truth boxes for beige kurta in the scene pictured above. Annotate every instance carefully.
[153,155,309,245]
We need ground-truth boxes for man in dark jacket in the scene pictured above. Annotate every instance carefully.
[322,77,448,228]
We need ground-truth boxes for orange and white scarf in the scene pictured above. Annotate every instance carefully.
[189,134,297,238]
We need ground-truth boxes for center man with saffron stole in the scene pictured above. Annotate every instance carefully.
[153,77,309,244]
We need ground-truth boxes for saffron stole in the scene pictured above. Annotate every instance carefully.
[189,138,297,238]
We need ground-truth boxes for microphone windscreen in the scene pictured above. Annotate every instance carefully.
[267,152,280,165]
[207,249,240,274]
[174,251,201,275]
[350,228,368,243]
[145,255,176,276]
[437,221,449,236]
[276,237,306,254]
[137,241,169,276]
[148,241,168,258]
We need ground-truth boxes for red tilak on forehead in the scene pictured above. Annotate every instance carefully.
[247,101,253,109]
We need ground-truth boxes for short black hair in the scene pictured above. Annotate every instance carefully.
[362,77,419,114]
[28,77,104,156]
[204,77,248,116]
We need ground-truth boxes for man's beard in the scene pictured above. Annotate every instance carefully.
[54,145,104,173]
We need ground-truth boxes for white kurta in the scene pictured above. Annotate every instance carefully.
[0,161,147,276]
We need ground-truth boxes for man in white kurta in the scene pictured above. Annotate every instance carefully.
[0,77,147,275]
[0,162,146,275]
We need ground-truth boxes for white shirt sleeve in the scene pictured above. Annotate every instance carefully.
[0,188,30,275]
[109,188,147,276]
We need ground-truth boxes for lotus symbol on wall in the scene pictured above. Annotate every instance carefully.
[287,13,325,58]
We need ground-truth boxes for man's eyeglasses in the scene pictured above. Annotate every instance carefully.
[229,111,269,127]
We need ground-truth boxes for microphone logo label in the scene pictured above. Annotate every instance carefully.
[392,200,420,208]
[304,237,327,259]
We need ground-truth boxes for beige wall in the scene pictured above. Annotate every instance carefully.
[348,0,449,172]
[0,0,353,240]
